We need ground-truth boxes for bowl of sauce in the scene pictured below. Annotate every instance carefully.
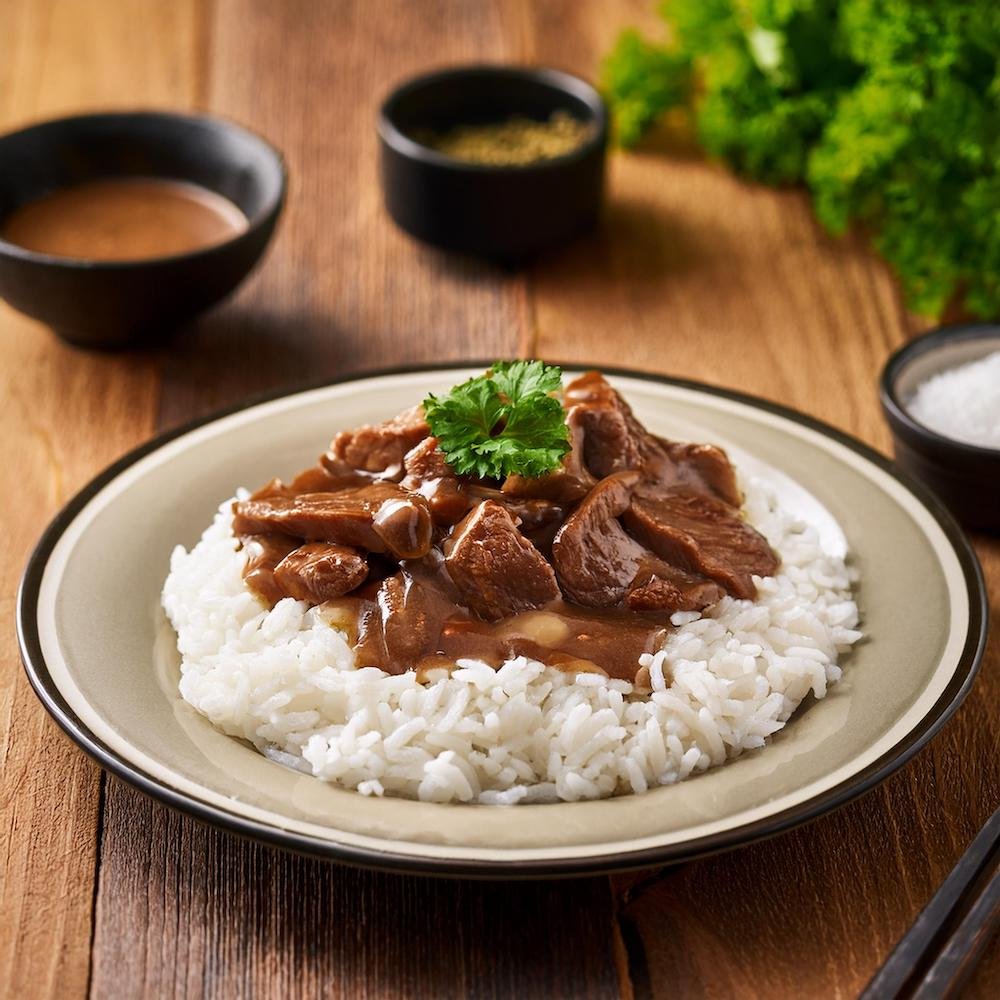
[0,111,286,348]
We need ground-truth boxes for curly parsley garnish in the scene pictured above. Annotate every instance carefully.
[423,361,571,480]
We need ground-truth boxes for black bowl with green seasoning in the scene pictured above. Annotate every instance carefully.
[378,65,607,259]
[880,323,1000,532]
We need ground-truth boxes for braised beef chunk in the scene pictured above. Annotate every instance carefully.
[565,372,647,476]
[329,404,429,477]
[247,462,375,501]
[563,371,670,479]
[551,472,648,607]
[290,461,370,494]
[354,572,455,672]
[444,501,560,620]
[401,435,449,480]
[564,372,745,505]
[372,494,435,559]
[273,543,368,603]
[624,493,778,599]
[497,498,565,533]
[318,452,386,485]
[457,487,567,556]
[497,498,566,559]
[240,532,300,606]
[657,441,743,507]
[551,472,726,613]
[232,484,432,560]
[248,478,293,501]
[401,437,471,526]
[626,567,724,612]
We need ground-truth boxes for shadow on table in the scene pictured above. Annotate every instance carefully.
[559,196,711,285]
[241,839,622,997]
[405,197,711,302]
[143,174,705,422]
[152,305,353,428]
[91,782,624,997]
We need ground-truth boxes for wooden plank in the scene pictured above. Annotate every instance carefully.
[155,0,531,429]
[90,3,622,999]
[524,3,1000,998]
[0,0,203,126]
[0,3,201,998]
[93,778,620,1000]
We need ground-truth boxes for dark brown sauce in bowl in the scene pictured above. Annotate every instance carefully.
[0,178,248,261]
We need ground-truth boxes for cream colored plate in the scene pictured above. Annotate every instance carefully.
[18,367,987,876]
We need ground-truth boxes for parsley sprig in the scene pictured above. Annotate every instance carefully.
[423,361,571,480]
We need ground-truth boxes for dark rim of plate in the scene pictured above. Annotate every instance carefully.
[16,362,989,879]
[0,110,288,271]
[378,65,608,174]
[880,323,1000,459]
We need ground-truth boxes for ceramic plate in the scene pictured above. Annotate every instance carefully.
[17,366,988,877]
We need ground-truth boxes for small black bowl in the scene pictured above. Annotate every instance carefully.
[880,323,1000,532]
[0,111,286,349]
[378,65,607,259]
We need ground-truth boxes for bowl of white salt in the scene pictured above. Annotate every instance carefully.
[881,324,1000,532]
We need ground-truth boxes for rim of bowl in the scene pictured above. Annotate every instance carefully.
[0,109,288,271]
[378,64,608,174]
[879,323,1000,460]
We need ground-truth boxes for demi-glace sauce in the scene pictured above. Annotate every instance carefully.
[0,178,247,261]
[321,559,670,685]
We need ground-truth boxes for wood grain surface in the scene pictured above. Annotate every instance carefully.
[2,2,997,998]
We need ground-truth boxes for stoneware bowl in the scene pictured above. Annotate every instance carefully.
[0,111,286,349]
[379,65,607,259]
[880,324,1000,532]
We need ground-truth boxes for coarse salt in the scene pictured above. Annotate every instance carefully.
[907,350,1000,449]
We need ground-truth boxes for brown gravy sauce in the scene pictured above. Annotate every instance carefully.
[0,178,247,261]
[320,563,668,685]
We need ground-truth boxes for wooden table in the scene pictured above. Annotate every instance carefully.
[3,2,998,997]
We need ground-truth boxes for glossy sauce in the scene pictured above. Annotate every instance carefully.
[322,561,669,684]
[0,178,247,261]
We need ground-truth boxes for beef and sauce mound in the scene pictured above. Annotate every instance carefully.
[232,372,778,685]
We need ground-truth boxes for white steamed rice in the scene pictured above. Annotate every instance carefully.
[161,476,862,804]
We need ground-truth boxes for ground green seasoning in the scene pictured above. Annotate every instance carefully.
[413,111,594,166]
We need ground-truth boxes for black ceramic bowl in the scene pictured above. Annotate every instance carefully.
[378,65,607,258]
[880,323,1000,532]
[0,111,286,349]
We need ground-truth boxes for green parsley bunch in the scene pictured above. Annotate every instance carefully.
[601,0,1000,318]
